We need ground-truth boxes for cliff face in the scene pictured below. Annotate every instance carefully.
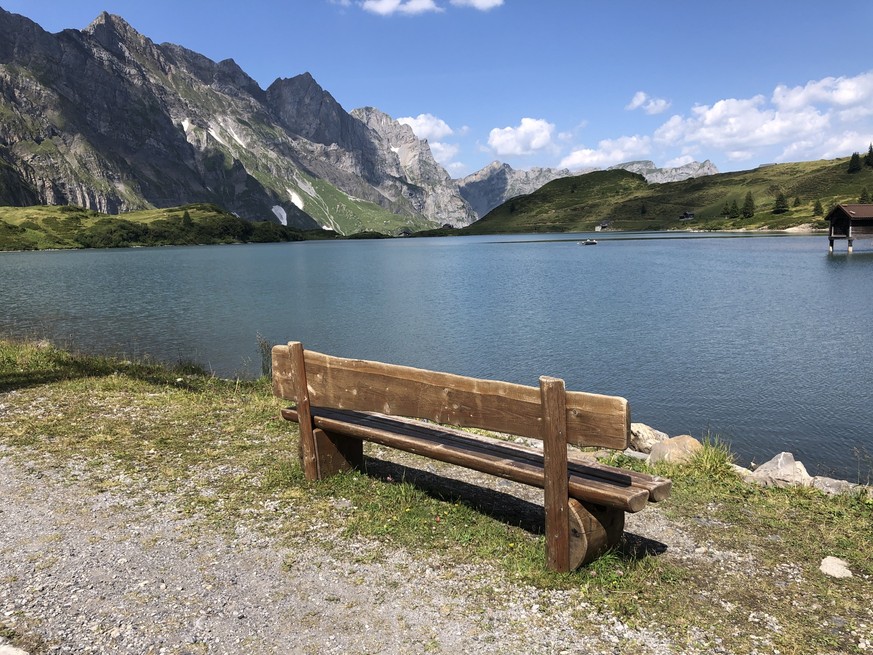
[0,9,718,233]
[609,160,719,184]
[352,107,476,227]
[0,9,476,233]
[458,162,572,219]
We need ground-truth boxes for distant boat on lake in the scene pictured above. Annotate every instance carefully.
[580,239,597,245]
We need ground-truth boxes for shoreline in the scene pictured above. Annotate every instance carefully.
[0,224,836,253]
[1,340,871,654]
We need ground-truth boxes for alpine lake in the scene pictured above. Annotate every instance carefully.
[2,231,871,481]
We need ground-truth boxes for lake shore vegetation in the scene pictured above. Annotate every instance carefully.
[2,155,873,250]
[1,337,871,653]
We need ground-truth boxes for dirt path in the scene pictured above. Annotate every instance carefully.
[0,452,700,655]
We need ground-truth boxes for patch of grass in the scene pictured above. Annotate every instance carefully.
[1,339,871,654]
[0,621,48,654]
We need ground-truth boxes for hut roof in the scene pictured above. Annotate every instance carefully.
[825,204,873,221]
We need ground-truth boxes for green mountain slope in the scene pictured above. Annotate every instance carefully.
[0,204,333,250]
[465,157,873,233]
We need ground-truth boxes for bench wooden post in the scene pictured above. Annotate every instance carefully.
[540,376,570,572]
[312,428,364,477]
[289,341,320,480]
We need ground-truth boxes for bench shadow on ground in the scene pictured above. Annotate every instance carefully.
[361,456,668,562]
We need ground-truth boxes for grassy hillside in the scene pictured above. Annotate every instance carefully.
[0,203,335,250]
[465,156,873,234]
[5,155,873,248]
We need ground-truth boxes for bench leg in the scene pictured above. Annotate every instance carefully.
[307,429,364,479]
[568,499,625,569]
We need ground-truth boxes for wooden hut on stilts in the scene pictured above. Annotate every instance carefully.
[825,204,873,253]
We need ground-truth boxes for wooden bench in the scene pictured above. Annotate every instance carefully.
[272,341,670,571]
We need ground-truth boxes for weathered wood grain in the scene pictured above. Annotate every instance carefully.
[281,406,649,512]
[272,343,630,450]
[541,376,570,571]
[568,500,625,569]
[289,342,318,481]
[273,341,667,569]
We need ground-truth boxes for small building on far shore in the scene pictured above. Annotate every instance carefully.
[824,204,873,252]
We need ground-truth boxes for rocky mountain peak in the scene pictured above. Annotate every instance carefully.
[0,8,57,60]
[353,107,417,145]
[458,162,571,219]
[0,10,478,232]
[84,12,149,55]
[266,73,351,145]
[610,159,719,183]
[352,107,476,227]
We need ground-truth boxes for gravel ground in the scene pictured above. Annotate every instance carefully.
[0,451,702,655]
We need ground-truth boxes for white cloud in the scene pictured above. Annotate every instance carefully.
[360,0,442,15]
[488,118,556,156]
[781,130,873,164]
[559,135,651,169]
[772,72,873,111]
[397,113,454,140]
[450,0,504,9]
[653,95,830,160]
[626,91,671,115]
[445,160,467,175]
[664,154,695,168]
[428,141,460,165]
[637,70,873,166]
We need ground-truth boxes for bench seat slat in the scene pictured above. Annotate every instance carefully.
[281,406,650,513]
[281,406,668,501]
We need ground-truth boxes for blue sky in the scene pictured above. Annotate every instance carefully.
[4,0,873,177]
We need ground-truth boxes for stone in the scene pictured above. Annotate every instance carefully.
[647,435,703,465]
[629,423,669,454]
[819,556,852,579]
[0,645,30,655]
[812,476,857,496]
[746,452,812,488]
[730,463,753,477]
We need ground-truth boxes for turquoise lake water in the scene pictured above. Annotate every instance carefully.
[2,232,871,479]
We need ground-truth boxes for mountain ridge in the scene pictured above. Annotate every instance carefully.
[0,8,721,234]
[0,9,473,233]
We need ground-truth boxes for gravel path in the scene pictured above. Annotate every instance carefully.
[0,453,696,655]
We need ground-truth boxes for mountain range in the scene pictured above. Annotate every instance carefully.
[0,8,717,235]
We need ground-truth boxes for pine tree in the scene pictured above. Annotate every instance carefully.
[793,196,802,207]
[861,188,871,204]
[729,200,740,218]
[813,200,823,216]
[742,192,755,218]
[848,152,862,173]
[773,192,789,214]
[865,143,873,168]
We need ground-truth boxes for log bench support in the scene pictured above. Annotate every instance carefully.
[273,341,670,571]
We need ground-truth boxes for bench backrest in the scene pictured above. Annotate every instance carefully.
[272,342,630,450]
